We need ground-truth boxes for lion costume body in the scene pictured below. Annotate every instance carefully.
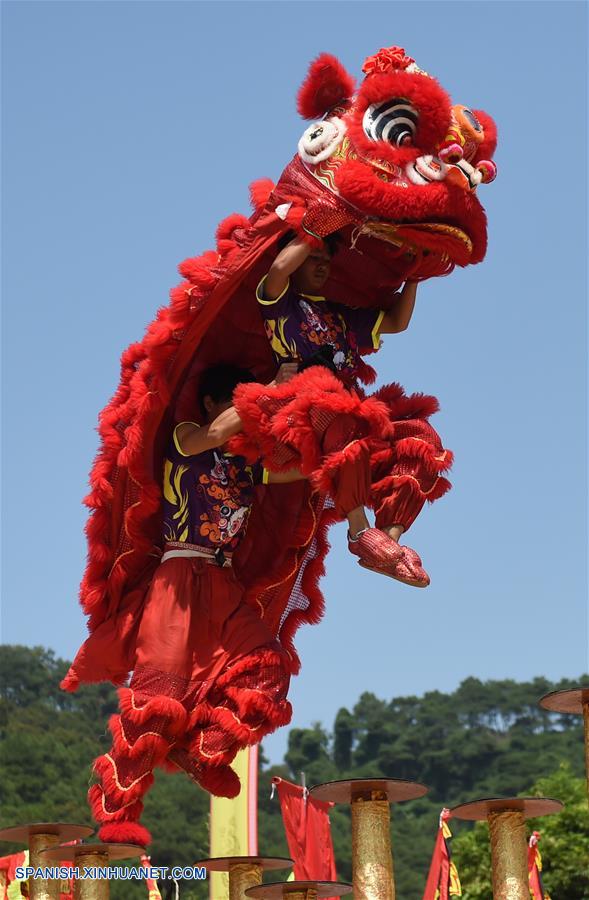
[63,47,497,843]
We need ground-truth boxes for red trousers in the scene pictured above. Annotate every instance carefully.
[232,369,453,532]
[89,558,292,845]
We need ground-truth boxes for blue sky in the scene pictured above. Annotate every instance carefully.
[2,1,587,765]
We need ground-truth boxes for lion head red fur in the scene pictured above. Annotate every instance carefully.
[280,46,498,274]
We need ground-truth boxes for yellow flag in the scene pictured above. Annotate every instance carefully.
[209,746,258,899]
[7,850,28,900]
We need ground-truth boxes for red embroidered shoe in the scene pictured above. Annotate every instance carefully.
[348,527,403,568]
[358,543,430,588]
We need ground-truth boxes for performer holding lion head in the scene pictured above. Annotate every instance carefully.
[62,45,497,845]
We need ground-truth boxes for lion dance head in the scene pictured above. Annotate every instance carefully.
[270,45,498,284]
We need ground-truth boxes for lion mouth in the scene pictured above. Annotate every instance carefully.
[332,155,488,264]
[364,219,473,261]
[301,136,489,264]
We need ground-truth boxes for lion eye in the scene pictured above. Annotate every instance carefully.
[363,98,418,147]
[298,117,346,164]
[462,108,482,133]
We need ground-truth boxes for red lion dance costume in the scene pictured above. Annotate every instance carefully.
[62,46,497,845]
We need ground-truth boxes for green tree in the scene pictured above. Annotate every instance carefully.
[333,708,355,771]
[0,646,210,900]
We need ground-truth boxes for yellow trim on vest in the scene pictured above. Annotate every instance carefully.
[262,468,270,485]
[371,310,386,348]
[256,275,290,306]
[300,291,327,302]
[173,421,200,457]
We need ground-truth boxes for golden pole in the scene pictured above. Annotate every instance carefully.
[73,850,109,900]
[229,862,264,900]
[29,832,61,900]
[453,797,562,900]
[283,892,318,900]
[488,810,529,900]
[351,791,395,900]
[310,778,426,900]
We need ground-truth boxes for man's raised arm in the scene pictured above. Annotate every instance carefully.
[379,281,419,334]
[263,237,312,300]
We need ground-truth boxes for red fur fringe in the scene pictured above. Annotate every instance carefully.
[197,762,242,798]
[177,253,219,287]
[177,647,293,760]
[92,753,154,804]
[166,746,242,797]
[216,213,249,243]
[428,475,451,501]
[117,689,188,736]
[214,646,288,688]
[376,472,452,507]
[249,178,275,212]
[232,367,393,476]
[88,784,145,824]
[297,53,355,119]
[221,687,293,728]
[186,699,215,732]
[108,714,171,762]
[98,821,152,847]
[92,759,154,811]
[393,438,453,474]
[187,699,292,760]
[372,384,440,420]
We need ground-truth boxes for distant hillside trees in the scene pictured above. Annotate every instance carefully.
[1,646,586,899]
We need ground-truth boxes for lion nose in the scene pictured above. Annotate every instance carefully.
[444,159,486,192]
[407,154,493,193]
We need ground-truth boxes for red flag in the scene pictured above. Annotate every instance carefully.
[0,850,26,899]
[141,854,163,899]
[423,809,462,899]
[272,777,337,884]
[528,831,551,899]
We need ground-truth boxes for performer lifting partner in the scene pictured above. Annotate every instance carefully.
[231,234,454,587]
[87,363,303,848]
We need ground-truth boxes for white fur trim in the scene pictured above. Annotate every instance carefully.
[274,203,292,220]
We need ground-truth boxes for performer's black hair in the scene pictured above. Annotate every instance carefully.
[276,230,341,257]
[198,364,255,416]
